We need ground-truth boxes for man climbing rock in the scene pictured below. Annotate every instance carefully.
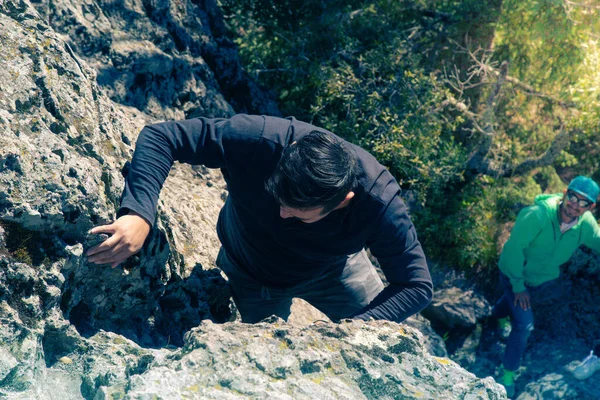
[86,114,433,324]
[492,176,600,397]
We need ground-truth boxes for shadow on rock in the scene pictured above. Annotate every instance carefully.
[60,231,233,349]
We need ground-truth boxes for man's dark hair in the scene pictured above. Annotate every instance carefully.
[265,130,360,214]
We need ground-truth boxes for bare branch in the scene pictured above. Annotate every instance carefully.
[448,38,497,82]
[490,70,577,108]
[462,82,490,90]
[439,40,500,137]
[440,96,486,135]
[564,0,600,10]
[441,37,581,178]
[504,128,577,177]
[254,68,291,74]
[485,61,508,112]
[447,38,576,108]
[465,61,509,175]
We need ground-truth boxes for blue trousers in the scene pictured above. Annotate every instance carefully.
[216,248,384,323]
[492,272,555,371]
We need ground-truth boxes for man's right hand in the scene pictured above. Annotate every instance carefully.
[514,290,531,310]
[86,211,151,268]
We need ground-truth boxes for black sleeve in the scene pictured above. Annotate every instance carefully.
[118,114,265,226]
[351,189,433,323]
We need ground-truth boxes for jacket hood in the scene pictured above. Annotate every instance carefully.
[534,193,563,221]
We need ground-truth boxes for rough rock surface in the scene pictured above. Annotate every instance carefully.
[403,314,448,358]
[30,0,280,120]
[0,0,234,351]
[0,252,504,399]
[0,276,507,400]
[120,319,503,400]
[290,300,448,358]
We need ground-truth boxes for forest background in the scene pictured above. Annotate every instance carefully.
[219,0,600,285]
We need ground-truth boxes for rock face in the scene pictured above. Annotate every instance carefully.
[121,319,503,399]
[30,0,280,121]
[0,0,234,351]
[1,0,132,241]
[0,0,507,398]
[0,297,507,400]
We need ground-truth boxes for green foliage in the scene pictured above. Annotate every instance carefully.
[494,0,584,91]
[532,166,564,194]
[221,0,600,272]
[442,331,450,342]
[222,0,466,197]
[310,36,466,197]
[564,39,600,179]
[493,177,545,222]
[414,176,541,270]
[1,221,53,266]
[415,178,495,269]
[491,0,600,176]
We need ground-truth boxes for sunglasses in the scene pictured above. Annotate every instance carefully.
[566,190,593,208]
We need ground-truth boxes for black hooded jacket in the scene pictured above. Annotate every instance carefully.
[119,114,433,322]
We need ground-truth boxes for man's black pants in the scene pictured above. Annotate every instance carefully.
[216,248,384,323]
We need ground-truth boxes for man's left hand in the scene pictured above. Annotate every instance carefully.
[514,290,531,310]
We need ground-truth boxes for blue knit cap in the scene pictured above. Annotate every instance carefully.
[568,176,599,203]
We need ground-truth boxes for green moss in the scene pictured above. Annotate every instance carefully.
[12,247,32,265]
[112,337,127,345]
[185,385,199,392]
[0,220,55,266]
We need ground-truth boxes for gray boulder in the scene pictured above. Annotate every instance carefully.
[119,318,504,399]
[422,287,492,329]
[288,299,449,358]
[517,373,580,400]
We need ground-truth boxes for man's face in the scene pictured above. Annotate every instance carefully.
[562,190,595,220]
[279,205,330,224]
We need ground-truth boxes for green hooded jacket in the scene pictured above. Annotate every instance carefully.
[499,193,600,293]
